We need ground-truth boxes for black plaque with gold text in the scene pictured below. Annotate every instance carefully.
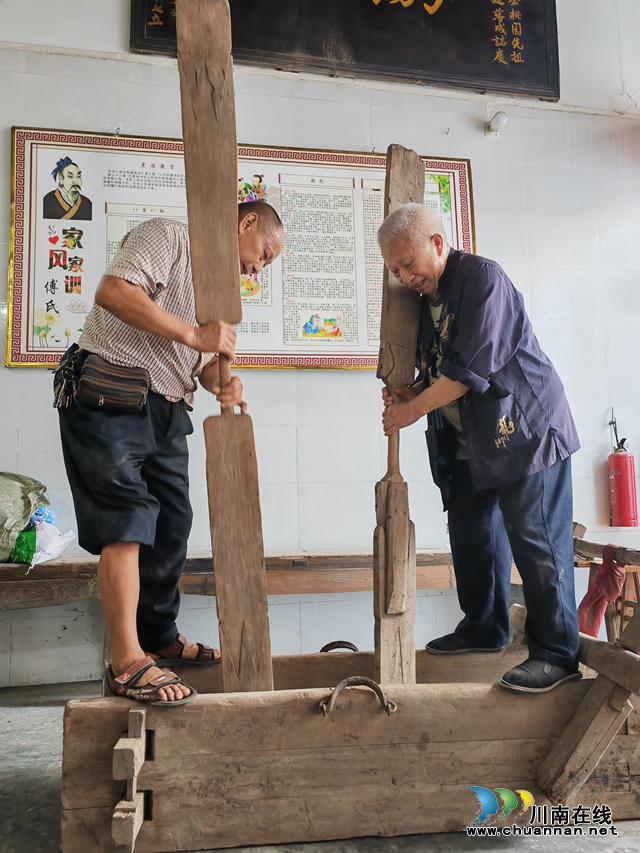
[131,0,559,100]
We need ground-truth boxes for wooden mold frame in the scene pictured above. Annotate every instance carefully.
[61,631,640,853]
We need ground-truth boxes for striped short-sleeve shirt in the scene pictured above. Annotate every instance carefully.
[79,218,213,409]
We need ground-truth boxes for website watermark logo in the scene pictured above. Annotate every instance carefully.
[467,787,618,837]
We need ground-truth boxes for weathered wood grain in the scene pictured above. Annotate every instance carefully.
[376,144,425,391]
[176,0,240,326]
[579,632,640,695]
[373,144,425,686]
[177,0,273,693]
[538,675,633,804]
[203,414,273,692]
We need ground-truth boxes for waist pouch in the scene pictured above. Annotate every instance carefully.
[76,354,150,414]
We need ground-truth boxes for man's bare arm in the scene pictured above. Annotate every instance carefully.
[413,375,468,416]
[95,275,236,357]
[382,374,468,436]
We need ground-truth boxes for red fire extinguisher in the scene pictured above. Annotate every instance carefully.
[608,410,638,527]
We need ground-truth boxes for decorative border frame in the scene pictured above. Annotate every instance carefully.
[7,128,474,369]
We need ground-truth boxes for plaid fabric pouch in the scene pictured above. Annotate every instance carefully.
[76,354,150,414]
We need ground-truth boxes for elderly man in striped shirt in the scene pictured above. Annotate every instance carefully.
[55,202,284,706]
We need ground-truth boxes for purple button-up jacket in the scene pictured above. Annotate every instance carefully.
[419,249,580,491]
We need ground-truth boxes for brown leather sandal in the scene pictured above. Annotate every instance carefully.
[145,633,221,667]
[105,656,197,706]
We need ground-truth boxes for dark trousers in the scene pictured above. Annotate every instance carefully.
[59,390,193,651]
[447,456,579,668]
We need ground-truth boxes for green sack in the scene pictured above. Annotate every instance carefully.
[8,527,37,564]
[0,472,49,563]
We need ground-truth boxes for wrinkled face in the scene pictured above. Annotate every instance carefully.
[58,165,82,200]
[237,213,284,276]
[381,233,447,300]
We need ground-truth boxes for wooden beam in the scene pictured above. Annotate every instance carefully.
[574,536,640,567]
[373,144,425,686]
[537,674,633,805]
[579,633,640,696]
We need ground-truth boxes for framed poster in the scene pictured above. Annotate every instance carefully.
[131,0,559,100]
[6,127,474,368]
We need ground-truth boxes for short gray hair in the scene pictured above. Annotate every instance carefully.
[377,203,446,250]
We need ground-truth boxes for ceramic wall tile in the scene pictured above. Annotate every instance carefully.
[415,590,463,649]
[490,165,525,217]
[556,0,620,111]
[187,484,212,552]
[26,50,119,82]
[297,423,381,485]
[1,0,129,54]
[300,594,374,654]
[297,480,376,550]
[599,221,640,272]
[398,421,431,483]
[523,168,596,218]
[268,601,301,656]
[526,215,599,270]
[622,121,640,173]
[117,60,179,88]
[116,80,182,138]
[175,607,210,648]
[9,599,105,686]
[235,370,297,426]
[260,482,299,550]
[533,319,604,375]
[369,88,445,113]
[520,115,569,171]
[296,370,381,427]
[235,69,291,99]
[594,172,640,222]
[16,425,69,491]
[0,47,27,73]
[0,70,26,138]
[370,104,450,159]
[591,117,626,173]
[445,110,490,167]
[237,93,292,148]
[602,272,640,320]
[561,371,610,427]
[529,269,604,321]
[25,73,118,133]
[254,425,297,485]
[292,97,371,153]
[0,367,19,473]
[179,594,214,612]
[406,479,450,551]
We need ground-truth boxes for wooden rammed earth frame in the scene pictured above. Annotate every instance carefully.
[6,127,474,369]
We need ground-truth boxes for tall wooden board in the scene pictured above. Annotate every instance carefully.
[176,0,273,692]
[373,145,425,685]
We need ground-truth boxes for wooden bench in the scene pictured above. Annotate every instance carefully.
[0,551,488,611]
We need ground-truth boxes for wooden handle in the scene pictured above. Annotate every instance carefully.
[387,432,401,481]
[219,353,232,389]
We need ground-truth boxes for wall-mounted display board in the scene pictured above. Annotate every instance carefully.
[131,0,559,100]
[7,127,474,369]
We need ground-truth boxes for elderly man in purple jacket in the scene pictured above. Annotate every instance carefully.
[378,203,581,693]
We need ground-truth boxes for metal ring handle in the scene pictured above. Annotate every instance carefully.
[319,640,360,653]
[319,676,397,717]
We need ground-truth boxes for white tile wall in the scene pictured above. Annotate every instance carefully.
[1,0,640,684]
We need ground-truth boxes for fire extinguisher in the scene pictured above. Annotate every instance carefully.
[608,410,638,527]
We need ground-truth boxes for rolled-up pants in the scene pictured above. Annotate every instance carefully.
[58,387,194,651]
[446,456,579,669]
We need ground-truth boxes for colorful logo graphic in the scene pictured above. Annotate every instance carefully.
[470,787,534,826]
